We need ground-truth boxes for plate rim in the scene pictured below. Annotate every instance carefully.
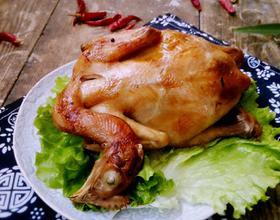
[12,60,92,220]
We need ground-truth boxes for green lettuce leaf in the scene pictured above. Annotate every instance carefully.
[129,156,175,207]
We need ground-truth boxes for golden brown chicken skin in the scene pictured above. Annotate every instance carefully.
[76,27,252,148]
[52,27,261,209]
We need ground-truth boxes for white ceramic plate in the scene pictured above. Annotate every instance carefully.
[13,61,214,220]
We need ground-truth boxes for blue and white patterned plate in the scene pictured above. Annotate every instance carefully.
[2,14,279,220]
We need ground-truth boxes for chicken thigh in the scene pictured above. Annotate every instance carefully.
[52,27,261,209]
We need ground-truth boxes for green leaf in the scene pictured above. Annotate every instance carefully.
[129,170,175,207]
[51,75,70,94]
[137,156,155,181]
[233,23,280,36]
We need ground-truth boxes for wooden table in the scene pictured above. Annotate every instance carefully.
[0,0,279,219]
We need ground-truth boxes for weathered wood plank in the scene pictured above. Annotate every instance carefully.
[234,0,280,69]
[5,0,199,105]
[200,1,280,220]
[0,0,59,106]
[200,0,280,68]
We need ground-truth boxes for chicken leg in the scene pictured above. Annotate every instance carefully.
[90,104,169,149]
[52,77,144,209]
[184,108,262,147]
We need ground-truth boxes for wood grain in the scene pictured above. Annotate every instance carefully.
[235,0,280,69]
[5,0,198,105]
[200,1,280,219]
[0,0,59,106]
[200,0,280,68]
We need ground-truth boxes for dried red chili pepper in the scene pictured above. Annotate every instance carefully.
[85,14,121,26]
[73,0,87,26]
[191,0,202,11]
[73,18,79,26]
[73,11,107,22]
[109,15,141,32]
[125,20,138,30]
[77,0,86,13]
[0,32,22,46]
[218,0,236,14]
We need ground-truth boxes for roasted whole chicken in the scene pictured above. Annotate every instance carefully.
[52,27,261,209]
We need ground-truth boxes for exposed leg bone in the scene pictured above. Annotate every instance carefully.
[184,108,262,147]
[83,138,102,152]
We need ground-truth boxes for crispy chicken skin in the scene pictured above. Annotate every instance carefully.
[52,27,261,209]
